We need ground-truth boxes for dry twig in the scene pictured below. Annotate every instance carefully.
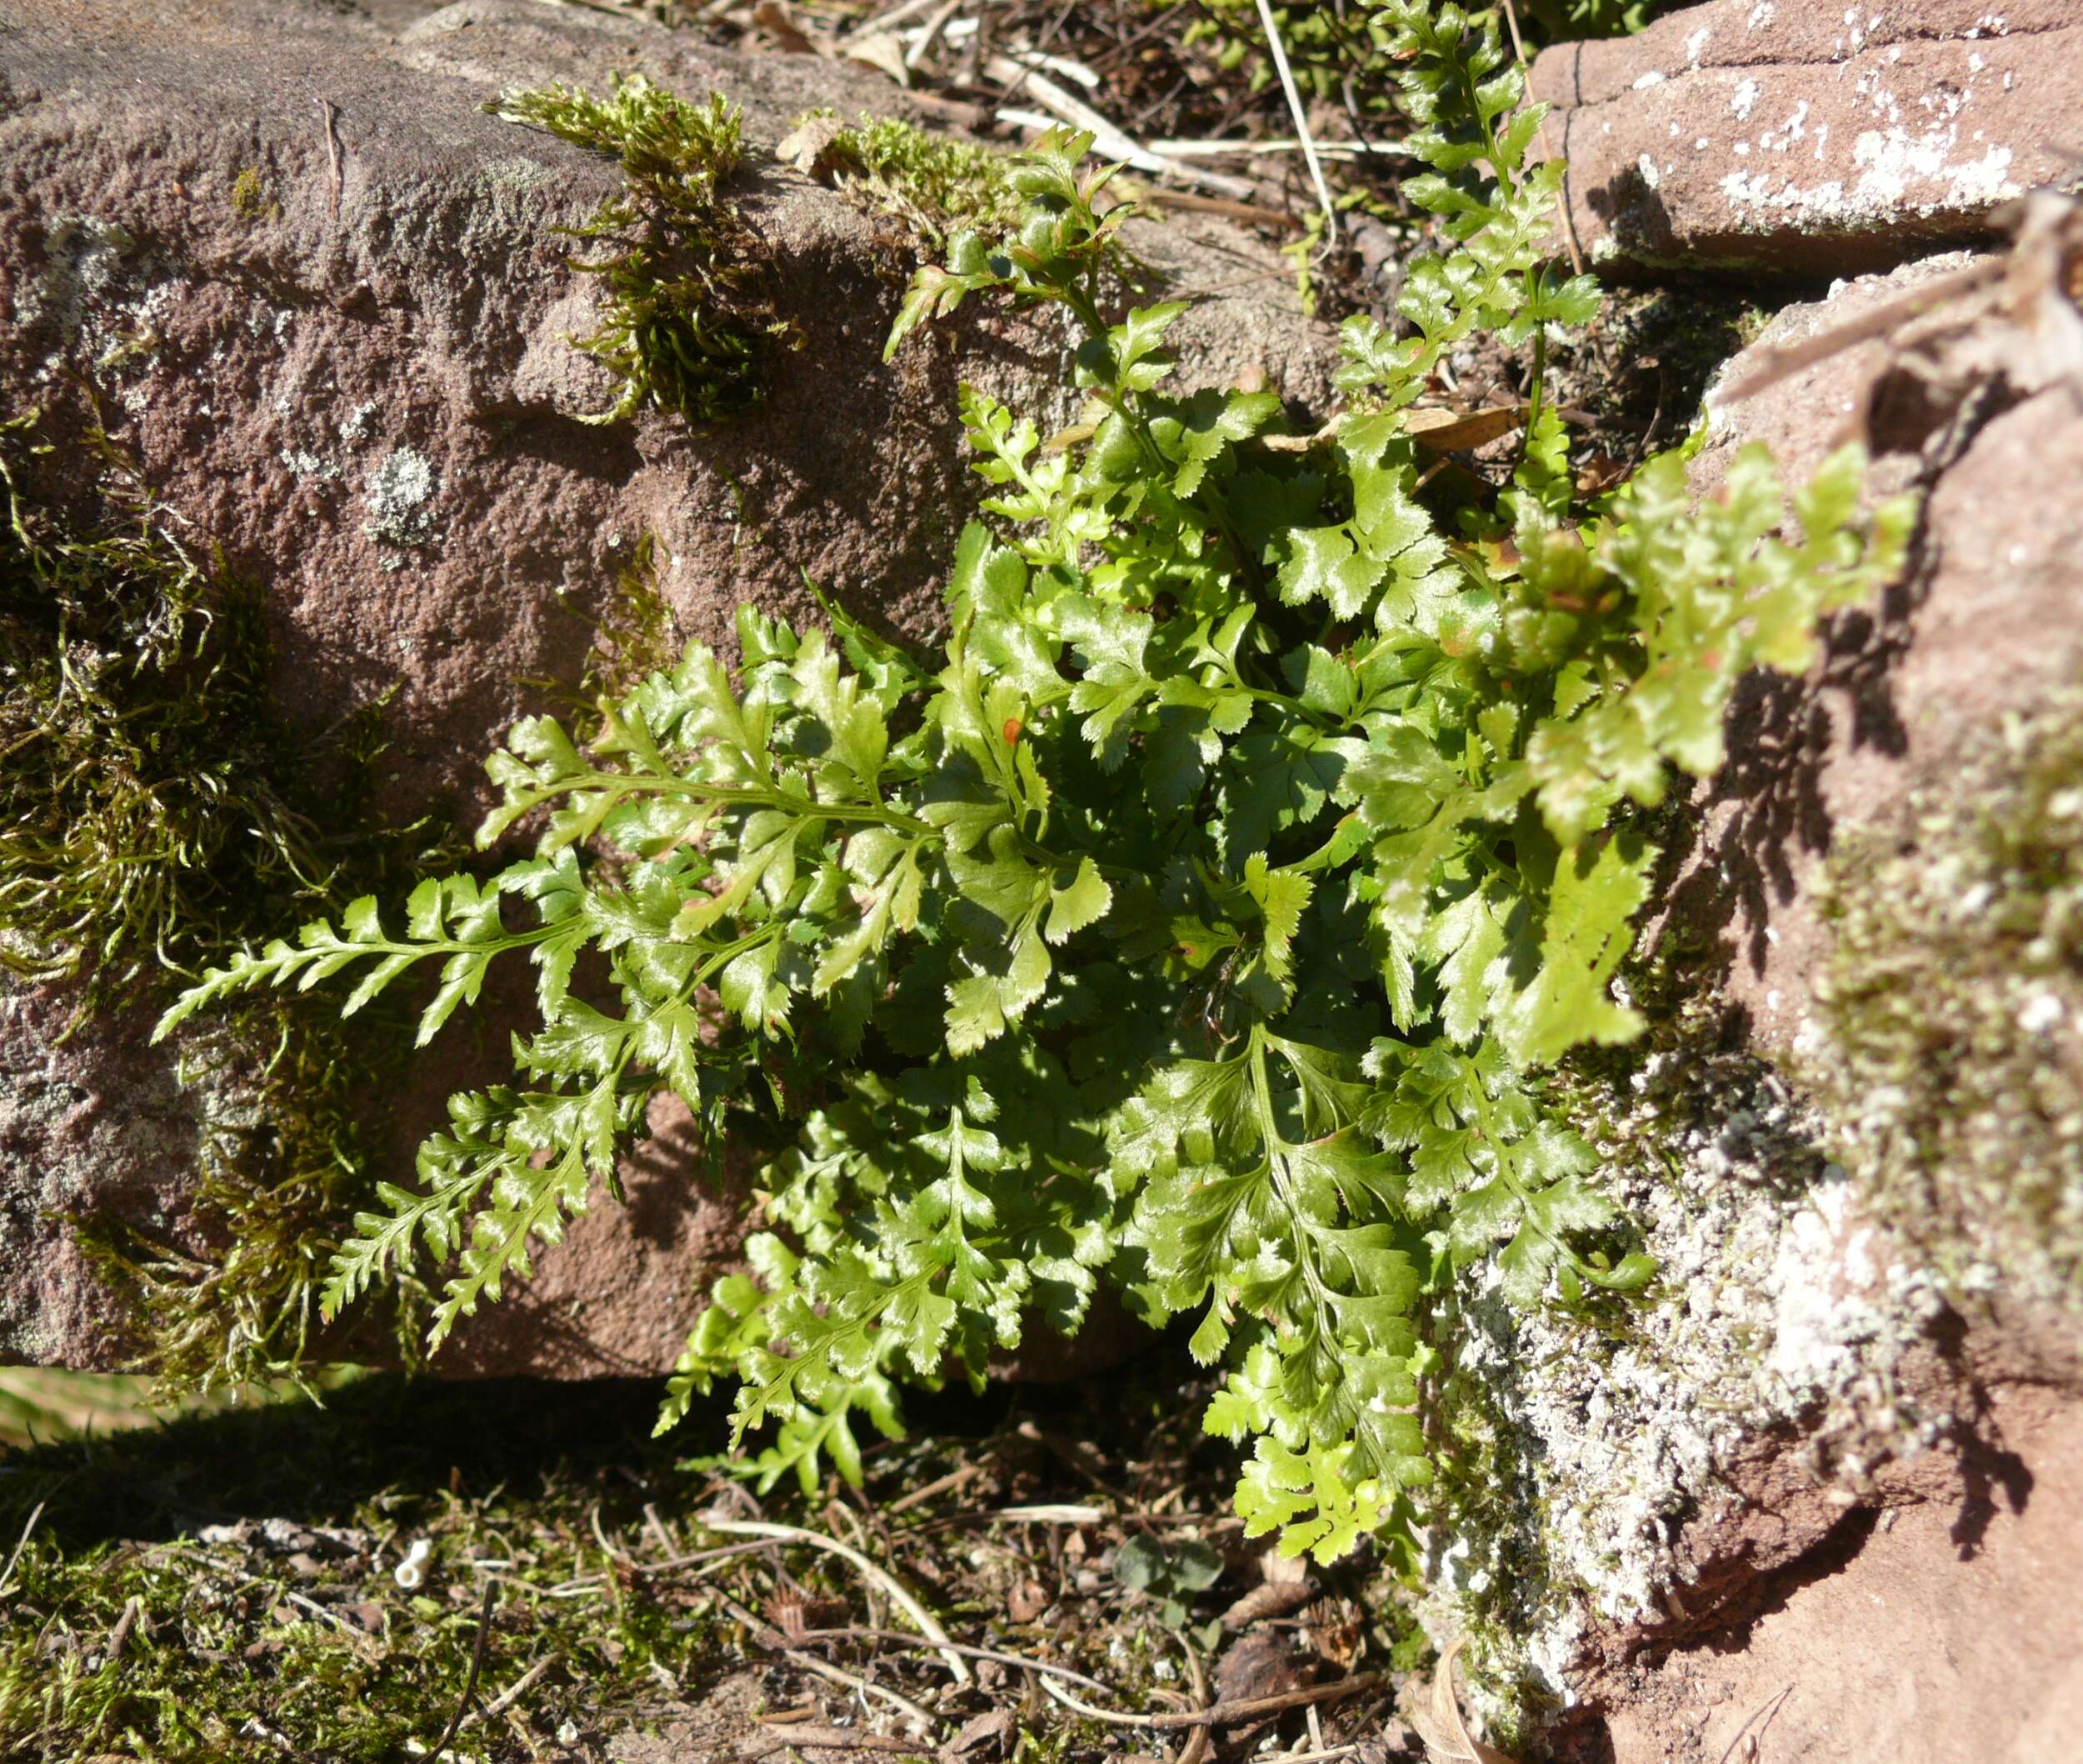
[0,1501,45,1599]
[424,1582,497,1764]
[724,1592,942,1733]
[1038,1670,1381,1731]
[790,1624,1116,1695]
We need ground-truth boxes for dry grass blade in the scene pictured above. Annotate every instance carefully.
[1037,1670,1380,1731]
[790,1625,1116,1695]
[1251,0,1337,238]
[783,1647,940,1732]
[700,1517,972,1684]
[722,1590,942,1734]
[0,1501,45,1600]
[983,56,1252,199]
[745,1726,925,1758]
[1148,137,1418,162]
[459,1656,557,1732]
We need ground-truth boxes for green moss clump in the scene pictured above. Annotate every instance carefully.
[1,410,441,1392]
[491,76,792,426]
[0,1381,737,1762]
[1810,690,2083,1315]
[799,111,1022,247]
[228,165,275,222]
[0,414,333,989]
[78,993,432,1394]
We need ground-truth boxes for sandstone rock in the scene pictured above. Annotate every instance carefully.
[1575,1315,2083,1764]
[1517,209,2083,1764]
[1674,237,2083,1066]
[1530,0,2082,277]
[0,0,1335,1377]
[1415,193,2083,1762]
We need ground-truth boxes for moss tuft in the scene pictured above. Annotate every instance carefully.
[0,408,445,1393]
[0,1380,738,1763]
[1808,690,2083,1317]
[2,412,337,990]
[228,165,276,222]
[491,76,792,426]
[797,110,1022,247]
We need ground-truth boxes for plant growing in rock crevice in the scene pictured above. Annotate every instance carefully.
[167,4,1909,1566]
[492,76,795,425]
[789,111,1025,247]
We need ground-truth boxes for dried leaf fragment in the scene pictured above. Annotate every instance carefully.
[1411,1637,1519,1764]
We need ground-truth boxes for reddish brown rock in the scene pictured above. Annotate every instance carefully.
[1672,237,2083,1062]
[0,0,1334,1377]
[1573,1326,2083,1764]
[1531,0,2082,277]
[1543,209,2083,1764]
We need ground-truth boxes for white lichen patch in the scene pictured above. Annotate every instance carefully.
[279,448,342,483]
[362,448,440,547]
[1720,122,2016,229]
[1416,1039,1956,1729]
[14,213,137,342]
[339,400,380,444]
[1731,78,1761,123]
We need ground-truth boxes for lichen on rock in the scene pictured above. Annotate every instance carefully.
[1805,687,2083,1324]
[1408,1023,1960,1740]
[362,447,441,548]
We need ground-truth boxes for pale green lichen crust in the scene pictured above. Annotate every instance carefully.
[1805,689,2083,1325]
[1407,1028,1958,1745]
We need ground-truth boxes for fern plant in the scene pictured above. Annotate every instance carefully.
[163,5,1909,1564]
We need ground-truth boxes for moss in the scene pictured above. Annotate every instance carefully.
[580,532,681,706]
[2,412,340,990]
[490,76,792,427]
[796,111,1023,247]
[1807,689,2083,1318]
[76,992,432,1394]
[0,1379,740,1763]
[0,408,447,1394]
[0,1359,1373,1763]
[228,166,276,222]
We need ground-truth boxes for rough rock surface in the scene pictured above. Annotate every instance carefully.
[1596,1377,2083,1764]
[1681,240,2083,1064]
[0,0,1336,1377]
[1438,188,2083,1764]
[1530,0,2082,277]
